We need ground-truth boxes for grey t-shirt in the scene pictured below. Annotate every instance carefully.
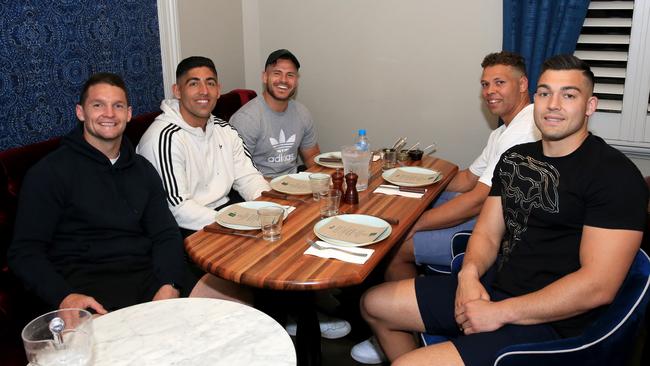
[229,96,318,177]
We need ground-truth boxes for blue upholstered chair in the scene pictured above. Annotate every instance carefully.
[421,248,650,365]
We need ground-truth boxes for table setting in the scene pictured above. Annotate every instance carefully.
[186,141,458,366]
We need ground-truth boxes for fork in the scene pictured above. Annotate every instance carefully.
[307,239,368,257]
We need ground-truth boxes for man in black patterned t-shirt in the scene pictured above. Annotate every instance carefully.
[356,55,647,366]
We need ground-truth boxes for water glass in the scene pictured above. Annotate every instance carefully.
[341,145,372,191]
[319,189,341,218]
[308,173,331,201]
[258,206,285,241]
[382,148,397,170]
[22,308,93,366]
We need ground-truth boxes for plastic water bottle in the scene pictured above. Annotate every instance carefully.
[355,129,369,151]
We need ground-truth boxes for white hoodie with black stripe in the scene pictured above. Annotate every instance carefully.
[137,99,270,230]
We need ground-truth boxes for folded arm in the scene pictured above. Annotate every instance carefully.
[455,196,505,314]
[409,179,489,234]
[457,225,642,334]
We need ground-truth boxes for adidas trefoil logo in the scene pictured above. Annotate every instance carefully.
[269,130,296,154]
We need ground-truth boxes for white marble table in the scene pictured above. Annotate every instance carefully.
[91,298,295,366]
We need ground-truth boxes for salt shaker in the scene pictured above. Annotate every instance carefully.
[344,172,359,204]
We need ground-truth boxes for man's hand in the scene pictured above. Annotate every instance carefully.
[455,299,506,334]
[152,284,180,301]
[454,269,490,333]
[59,293,108,315]
[455,270,490,310]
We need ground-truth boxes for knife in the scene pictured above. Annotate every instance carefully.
[378,184,426,194]
[318,157,343,163]
[261,190,307,203]
[204,225,260,238]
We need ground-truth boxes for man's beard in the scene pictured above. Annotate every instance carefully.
[266,83,296,101]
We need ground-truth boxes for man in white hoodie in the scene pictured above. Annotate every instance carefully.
[137,56,270,234]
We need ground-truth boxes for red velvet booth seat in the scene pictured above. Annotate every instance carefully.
[0,88,256,366]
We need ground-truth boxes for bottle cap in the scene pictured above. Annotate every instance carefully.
[358,129,366,136]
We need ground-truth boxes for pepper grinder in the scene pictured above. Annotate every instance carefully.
[331,168,345,196]
[343,172,359,204]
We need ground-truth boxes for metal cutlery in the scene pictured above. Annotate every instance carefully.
[307,239,368,257]
[392,137,408,151]
[423,143,437,155]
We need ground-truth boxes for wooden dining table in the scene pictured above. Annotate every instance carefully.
[185,155,458,365]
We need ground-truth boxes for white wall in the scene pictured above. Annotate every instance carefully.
[177,0,246,93]
[246,0,503,169]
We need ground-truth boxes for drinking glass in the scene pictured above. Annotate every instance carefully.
[341,145,372,191]
[308,173,331,201]
[382,148,397,170]
[258,206,285,241]
[22,308,93,366]
[319,189,341,218]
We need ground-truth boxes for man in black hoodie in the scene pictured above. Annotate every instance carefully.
[8,73,247,313]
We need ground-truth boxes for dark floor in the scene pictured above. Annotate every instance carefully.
[288,325,387,366]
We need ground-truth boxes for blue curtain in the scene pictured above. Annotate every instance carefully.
[503,0,590,98]
[0,0,164,151]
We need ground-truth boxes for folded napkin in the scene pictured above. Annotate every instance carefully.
[283,205,297,216]
[304,240,374,264]
[373,186,424,198]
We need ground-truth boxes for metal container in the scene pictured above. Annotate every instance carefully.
[397,149,410,161]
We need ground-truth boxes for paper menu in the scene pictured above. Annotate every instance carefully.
[270,175,311,194]
[216,205,260,227]
[317,217,388,244]
[388,169,438,185]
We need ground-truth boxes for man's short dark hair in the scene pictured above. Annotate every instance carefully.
[79,72,129,105]
[540,54,595,91]
[176,56,218,80]
[481,51,527,77]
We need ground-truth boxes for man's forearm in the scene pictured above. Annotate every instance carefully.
[411,183,489,232]
[446,169,479,193]
[494,269,615,326]
[489,227,643,328]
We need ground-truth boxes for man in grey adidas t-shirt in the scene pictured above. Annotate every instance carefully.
[230,49,320,177]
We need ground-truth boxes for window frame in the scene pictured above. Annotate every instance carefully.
[586,0,650,159]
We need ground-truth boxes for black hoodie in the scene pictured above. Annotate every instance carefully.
[9,125,185,308]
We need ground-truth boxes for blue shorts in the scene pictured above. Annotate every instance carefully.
[415,274,560,366]
[413,191,477,267]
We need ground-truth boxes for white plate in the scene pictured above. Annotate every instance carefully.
[382,167,442,187]
[215,201,287,230]
[315,151,343,169]
[269,172,313,195]
[313,214,392,247]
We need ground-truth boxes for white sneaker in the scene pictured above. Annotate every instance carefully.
[351,337,387,364]
[285,312,352,339]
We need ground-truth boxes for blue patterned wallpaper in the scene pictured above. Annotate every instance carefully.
[0,0,164,150]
